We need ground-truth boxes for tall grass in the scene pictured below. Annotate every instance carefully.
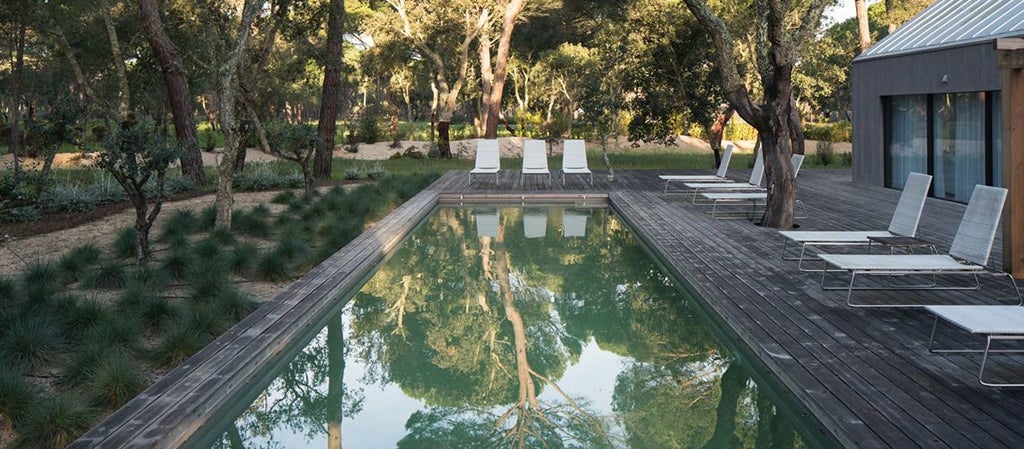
[13,393,97,449]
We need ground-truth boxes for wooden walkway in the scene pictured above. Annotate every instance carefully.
[75,168,1024,448]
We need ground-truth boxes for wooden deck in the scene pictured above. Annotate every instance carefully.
[74,168,1024,448]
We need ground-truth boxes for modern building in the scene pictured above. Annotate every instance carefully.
[851,0,1024,202]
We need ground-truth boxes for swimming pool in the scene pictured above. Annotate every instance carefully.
[191,205,828,448]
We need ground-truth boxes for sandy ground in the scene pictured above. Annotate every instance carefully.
[1,136,851,168]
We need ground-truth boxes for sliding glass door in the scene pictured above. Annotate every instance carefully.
[886,95,928,190]
[932,92,986,202]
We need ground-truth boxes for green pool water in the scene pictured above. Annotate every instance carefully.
[195,206,826,448]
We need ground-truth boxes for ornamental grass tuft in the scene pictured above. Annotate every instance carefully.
[13,393,97,449]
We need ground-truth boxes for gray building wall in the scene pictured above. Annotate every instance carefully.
[851,42,1002,186]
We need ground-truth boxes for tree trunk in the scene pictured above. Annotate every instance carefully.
[326,315,344,449]
[101,0,131,119]
[885,0,896,33]
[437,120,451,158]
[707,106,733,168]
[214,0,261,230]
[478,29,494,137]
[315,0,345,179]
[700,362,749,449]
[788,95,804,155]
[855,0,871,52]
[760,114,796,229]
[10,18,26,181]
[138,0,206,186]
[483,0,526,139]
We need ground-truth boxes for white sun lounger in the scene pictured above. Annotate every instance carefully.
[469,139,500,185]
[683,149,764,203]
[658,144,734,193]
[779,172,933,270]
[698,154,805,218]
[817,185,1021,307]
[561,139,593,186]
[523,209,547,238]
[521,139,551,185]
[925,305,1024,387]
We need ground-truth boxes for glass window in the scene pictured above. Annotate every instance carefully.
[931,93,986,202]
[886,95,928,190]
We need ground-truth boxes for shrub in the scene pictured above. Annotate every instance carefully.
[0,276,19,306]
[13,393,97,449]
[358,108,382,144]
[815,140,836,166]
[255,250,292,282]
[23,259,62,290]
[271,189,296,204]
[0,206,39,223]
[197,205,217,232]
[160,209,200,241]
[135,294,179,330]
[209,226,238,247]
[0,316,64,370]
[164,175,195,195]
[232,208,271,238]
[227,242,259,275]
[367,162,388,180]
[58,244,102,283]
[0,366,37,425]
[214,289,258,322]
[88,352,147,409]
[84,313,141,352]
[185,256,230,299]
[60,340,113,387]
[58,296,108,340]
[343,165,360,180]
[840,152,853,167]
[83,261,128,289]
[111,227,137,260]
[125,264,168,291]
[151,323,209,368]
[39,184,99,213]
[161,249,192,281]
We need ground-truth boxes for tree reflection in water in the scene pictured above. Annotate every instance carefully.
[204,207,809,449]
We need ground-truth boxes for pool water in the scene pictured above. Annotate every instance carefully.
[196,206,821,448]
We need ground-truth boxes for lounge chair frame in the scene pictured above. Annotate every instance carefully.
[779,172,933,271]
[926,306,1024,387]
[469,139,501,185]
[659,144,734,193]
[561,139,593,186]
[817,185,1021,307]
[521,139,551,185]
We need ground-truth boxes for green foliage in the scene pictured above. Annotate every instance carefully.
[358,107,383,144]
[198,205,218,232]
[58,244,102,283]
[227,242,260,276]
[88,351,148,409]
[0,315,64,370]
[84,261,128,289]
[151,322,209,368]
[84,313,141,352]
[367,162,388,180]
[12,393,96,449]
[161,209,201,241]
[23,259,63,290]
[344,165,362,180]
[815,141,836,166]
[255,250,293,282]
[111,227,137,259]
[232,207,272,238]
[271,189,296,205]
[161,249,192,281]
[233,162,304,191]
[0,366,37,425]
[803,121,851,142]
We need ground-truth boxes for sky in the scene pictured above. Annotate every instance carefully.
[824,0,877,25]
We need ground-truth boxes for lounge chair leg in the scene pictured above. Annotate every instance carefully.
[979,335,1024,387]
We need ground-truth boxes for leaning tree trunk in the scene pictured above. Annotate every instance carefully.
[855,0,871,52]
[760,113,797,228]
[102,0,131,119]
[482,0,526,139]
[10,19,26,186]
[139,0,206,186]
[706,106,733,168]
[314,0,345,179]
